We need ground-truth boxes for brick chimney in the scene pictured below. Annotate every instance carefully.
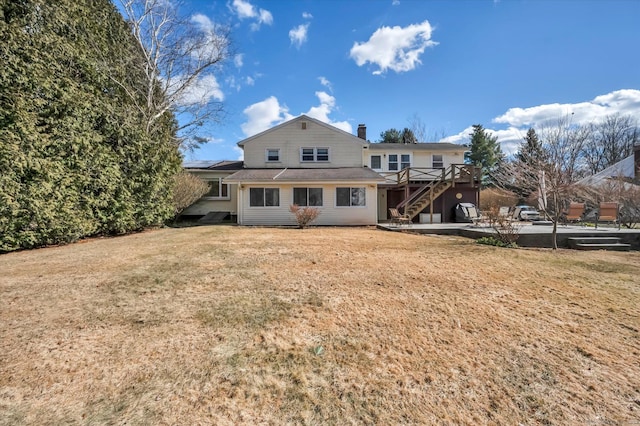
[357,124,366,140]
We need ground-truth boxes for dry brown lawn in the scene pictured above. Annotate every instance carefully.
[1,226,639,425]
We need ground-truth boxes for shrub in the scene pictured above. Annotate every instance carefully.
[289,205,320,229]
[172,172,209,218]
[477,236,518,248]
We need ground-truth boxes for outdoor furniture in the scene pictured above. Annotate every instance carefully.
[595,202,620,229]
[389,208,411,226]
[562,202,585,225]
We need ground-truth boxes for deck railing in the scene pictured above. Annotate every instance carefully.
[379,164,479,186]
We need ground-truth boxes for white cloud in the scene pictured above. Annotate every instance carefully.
[191,14,215,32]
[494,89,640,129]
[241,92,352,137]
[349,20,438,75]
[318,76,332,92]
[444,89,640,156]
[241,96,294,136]
[303,92,352,133]
[233,145,244,160]
[231,0,273,31]
[172,74,223,106]
[245,76,255,86]
[302,12,313,19]
[289,23,310,48]
[234,54,244,68]
[392,0,400,5]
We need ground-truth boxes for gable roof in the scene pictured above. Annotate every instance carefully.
[237,115,367,147]
[577,155,635,187]
[368,142,465,151]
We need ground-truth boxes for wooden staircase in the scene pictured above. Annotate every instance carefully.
[567,237,630,251]
[396,164,479,221]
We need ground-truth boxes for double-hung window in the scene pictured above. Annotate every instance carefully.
[370,155,382,170]
[432,154,444,169]
[336,187,366,207]
[204,178,229,199]
[400,154,411,170]
[249,188,280,207]
[293,188,323,207]
[301,147,329,162]
[266,149,280,162]
[388,154,398,171]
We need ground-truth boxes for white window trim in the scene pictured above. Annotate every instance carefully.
[248,187,280,208]
[370,155,382,171]
[400,153,412,170]
[335,187,367,208]
[388,154,398,171]
[300,147,330,163]
[202,178,230,200]
[292,187,324,207]
[265,148,280,162]
[432,154,444,168]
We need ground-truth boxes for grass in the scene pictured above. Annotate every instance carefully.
[1,226,639,425]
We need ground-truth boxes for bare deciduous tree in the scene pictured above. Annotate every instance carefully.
[582,114,639,175]
[117,0,232,149]
[492,115,592,249]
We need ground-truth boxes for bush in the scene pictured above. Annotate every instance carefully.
[477,236,518,248]
[289,205,320,229]
[172,172,209,218]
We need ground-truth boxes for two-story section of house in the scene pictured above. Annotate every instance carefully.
[224,115,385,226]
[364,136,480,223]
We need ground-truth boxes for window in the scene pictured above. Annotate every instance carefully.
[249,188,279,207]
[301,147,330,162]
[204,178,229,199]
[293,188,323,206]
[336,187,366,207]
[266,149,280,162]
[316,148,329,162]
[401,154,411,169]
[432,154,444,168]
[370,155,381,169]
[388,154,398,171]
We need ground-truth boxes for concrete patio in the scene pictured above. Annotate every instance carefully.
[378,222,640,250]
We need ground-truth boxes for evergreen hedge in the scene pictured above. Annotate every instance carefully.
[0,0,182,252]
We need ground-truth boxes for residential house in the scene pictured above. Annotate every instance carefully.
[184,115,481,225]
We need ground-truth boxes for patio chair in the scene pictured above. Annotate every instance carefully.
[389,208,411,226]
[595,202,620,229]
[561,202,585,226]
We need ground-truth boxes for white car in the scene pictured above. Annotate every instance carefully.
[515,205,540,221]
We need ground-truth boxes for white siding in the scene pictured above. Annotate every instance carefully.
[367,149,465,172]
[237,183,378,226]
[242,120,365,168]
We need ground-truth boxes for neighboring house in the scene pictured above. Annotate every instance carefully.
[577,143,640,188]
[184,115,481,225]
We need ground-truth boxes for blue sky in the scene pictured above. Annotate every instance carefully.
[172,0,640,161]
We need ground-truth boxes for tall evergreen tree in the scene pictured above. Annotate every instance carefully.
[0,0,181,252]
[468,124,504,185]
[516,128,546,168]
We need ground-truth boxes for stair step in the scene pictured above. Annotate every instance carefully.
[573,243,630,251]
[567,237,622,247]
